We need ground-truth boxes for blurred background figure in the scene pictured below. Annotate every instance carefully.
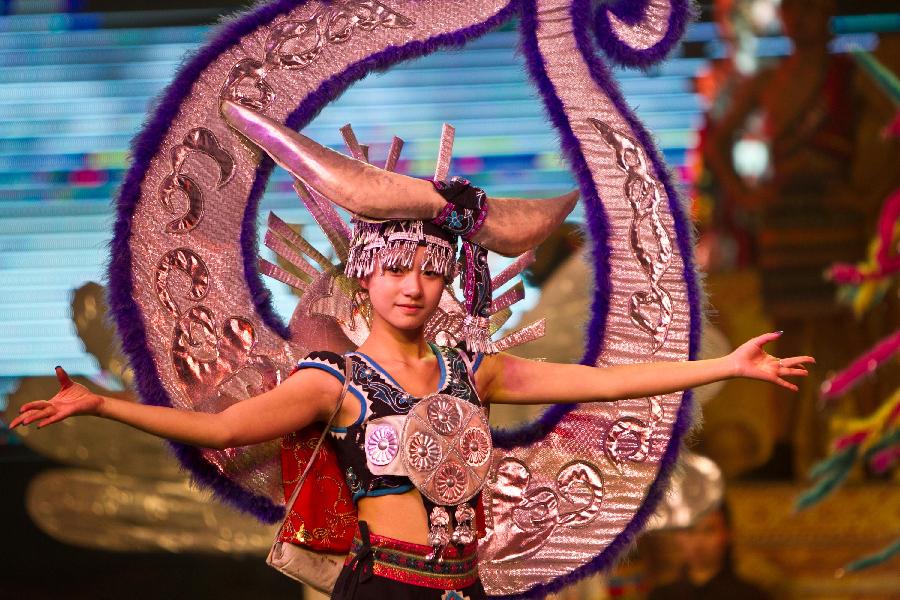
[2,0,899,598]
[647,504,770,600]
[700,0,899,478]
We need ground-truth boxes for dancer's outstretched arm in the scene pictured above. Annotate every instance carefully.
[9,366,341,449]
[481,331,814,405]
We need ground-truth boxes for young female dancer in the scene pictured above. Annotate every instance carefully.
[10,108,814,599]
[10,242,811,599]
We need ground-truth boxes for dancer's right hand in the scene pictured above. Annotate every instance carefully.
[8,367,103,429]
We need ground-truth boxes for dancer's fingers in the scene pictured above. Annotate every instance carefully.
[17,406,56,428]
[38,412,67,428]
[756,331,784,346]
[780,356,815,368]
[8,412,28,429]
[782,368,810,378]
[19,400,51,413]
[775,377,799,392]
[55,365,73,390]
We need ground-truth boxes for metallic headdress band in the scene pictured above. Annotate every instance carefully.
[344,219,457,280]
[342,178,495,352]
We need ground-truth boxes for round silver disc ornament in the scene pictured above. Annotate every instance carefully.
[406,431,442,471]
[460,427,491,467]
[427,396,463,435]
[365,423,400,467]
[401,394,492,506]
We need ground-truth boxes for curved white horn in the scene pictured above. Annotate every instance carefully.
[222,100,442,218]
[221,100,579,255]
[473,192,579,256]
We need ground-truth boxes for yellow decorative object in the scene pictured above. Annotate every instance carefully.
[830,389,900,454]
[295,523,311,544]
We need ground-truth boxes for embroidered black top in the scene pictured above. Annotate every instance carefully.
[296,343,484,503]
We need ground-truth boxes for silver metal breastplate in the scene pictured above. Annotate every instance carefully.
[363,393,492,557]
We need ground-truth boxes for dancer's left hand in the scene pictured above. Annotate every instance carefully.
[728,332,815,392]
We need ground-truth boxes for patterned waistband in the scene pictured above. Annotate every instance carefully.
[345,531,479,590]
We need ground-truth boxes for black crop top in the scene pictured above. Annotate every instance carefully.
[296,343,484,503]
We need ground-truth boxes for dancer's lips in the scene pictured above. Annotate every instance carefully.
[396,303,423,313]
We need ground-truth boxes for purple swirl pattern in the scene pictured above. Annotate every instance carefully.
[592,0,694,68]
[478,0,699,596]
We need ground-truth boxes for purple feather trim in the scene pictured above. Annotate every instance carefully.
[108,0,519,523]
[488,0,701,597]
[599,0,652,24]
[492,0,615,450]
[593,0,695,69]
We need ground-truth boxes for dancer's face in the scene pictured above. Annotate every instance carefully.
[361,246,445,332]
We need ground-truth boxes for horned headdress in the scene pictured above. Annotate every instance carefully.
[221,99,578,353]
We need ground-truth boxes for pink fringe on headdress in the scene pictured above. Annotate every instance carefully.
[345,220,386,279]
[461,314,496,354]
[422,235,457,278]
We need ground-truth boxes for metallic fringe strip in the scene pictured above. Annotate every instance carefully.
[489,307,512,333]
[422,238,457,279]
[462,314,496,354]
[379,239,419,271]
[434,123,455,182]
[340,124,368,162]
[263,231,319,281]
[492,250,536,289]
[384,136,404,172]
[267,211,333,272]
[258,258,309,292]
[493,318,547,353]
[345,220,386,278]
[490,280,525,314]
[293,181,351,261]
[345,221,457,280]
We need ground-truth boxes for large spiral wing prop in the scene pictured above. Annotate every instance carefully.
[108,0,699,597]
[479,1,699,597]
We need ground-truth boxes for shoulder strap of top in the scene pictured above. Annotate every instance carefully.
[452,344,484,377]
[296,350,348,383]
